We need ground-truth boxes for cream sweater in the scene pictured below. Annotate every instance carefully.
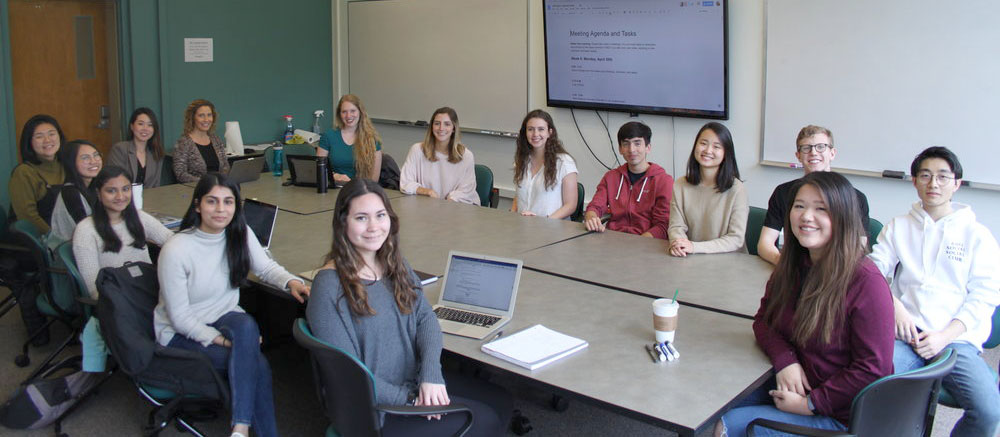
[667,177,749,254]
[73,211,175,299]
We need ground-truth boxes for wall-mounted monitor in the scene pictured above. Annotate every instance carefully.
[543,0,728,119]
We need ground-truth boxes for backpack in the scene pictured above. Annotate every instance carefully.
[0,367,101,429]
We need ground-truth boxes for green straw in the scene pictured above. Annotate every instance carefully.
[671,288,679,304]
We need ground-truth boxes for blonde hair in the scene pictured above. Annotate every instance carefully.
[420,107,466,163]
[182,99,218,137]
[796,125,834,148]
[336,94,381,178]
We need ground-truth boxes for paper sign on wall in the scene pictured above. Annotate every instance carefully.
[184,38,214,62]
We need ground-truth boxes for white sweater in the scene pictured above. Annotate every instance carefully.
[72,211,175,299]
[869,202,1000,350]
[399,142,480,205]
[154,226,299,347]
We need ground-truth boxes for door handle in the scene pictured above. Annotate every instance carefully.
[96,104,110,129]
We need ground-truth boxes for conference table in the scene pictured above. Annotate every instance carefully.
[142,181,774,436]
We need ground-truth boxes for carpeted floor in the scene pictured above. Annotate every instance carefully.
[0,290,995,437]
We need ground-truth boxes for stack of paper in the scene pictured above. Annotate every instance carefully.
[481,325,588,370]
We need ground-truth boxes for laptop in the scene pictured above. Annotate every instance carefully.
[433,251,523,339]
[243,199,278,249]
[228,157,264,185]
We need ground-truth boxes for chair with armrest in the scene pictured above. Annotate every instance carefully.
[745,206,767,256]
[292,318,473,437]
[866,217,883,251]
[747,348,957,437]
[570,183,585,222]
[8,221,85,378]
[936,305,1000,407]
[96,261,229,437]
[160,155,177,186]
[474,164,497,208]
[0,207,37,321]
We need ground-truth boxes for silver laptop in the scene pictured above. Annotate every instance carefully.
[243,199,278,250]
[433,251,523,339]
[228,157,264,185]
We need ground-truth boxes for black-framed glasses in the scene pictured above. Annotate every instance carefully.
[797,143,830,154]
[915,172,955,184]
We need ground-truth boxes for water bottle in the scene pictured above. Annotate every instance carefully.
[312,110,325,134]
[272,142,284,177]
[283,115,294,143]
[316,157,328,193]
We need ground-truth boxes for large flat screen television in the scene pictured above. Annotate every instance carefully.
[543,0,728,119]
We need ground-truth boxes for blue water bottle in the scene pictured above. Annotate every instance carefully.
[272,142,284,177]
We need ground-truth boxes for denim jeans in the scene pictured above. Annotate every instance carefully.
[720,376,847,437]
[893,340,1000,437]
[168,311,277,437]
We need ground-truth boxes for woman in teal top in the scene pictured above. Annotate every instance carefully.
[317,94,382,183]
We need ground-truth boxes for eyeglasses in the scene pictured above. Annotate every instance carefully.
[78,152,102,163]
[915,172,955,184]
[797,143,831,154]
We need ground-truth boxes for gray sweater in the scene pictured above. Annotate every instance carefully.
[305,266,445,406]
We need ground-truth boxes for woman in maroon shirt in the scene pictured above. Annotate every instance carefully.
[717,172,894,437]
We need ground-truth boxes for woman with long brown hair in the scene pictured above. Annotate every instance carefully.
[399,107,479,204]
[316,94,382,183]
[172,99,230,183]
[511,109,578,218]
[717,171,894,436]
[305,179,511,436]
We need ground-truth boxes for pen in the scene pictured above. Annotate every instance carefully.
[666,342,680,360]
[652,343,666,362]
[643,344,658,363]
[485,331,504,344]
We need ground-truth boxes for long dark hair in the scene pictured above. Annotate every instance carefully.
[92,166,146,253]
[764,172,866,346]
[19,114,66,165]
[59,140,100,205]
[514,109,571,189]
[686,122,741,193]
[127,107,165,160]
[325,179,417,316]
[180,173,250,288]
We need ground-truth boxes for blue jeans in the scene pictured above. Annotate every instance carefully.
[893,340,1000,437]
[168,311,277,437]
[721,376,847,437]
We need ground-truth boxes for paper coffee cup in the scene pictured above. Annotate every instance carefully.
[652,298,679,343]
[131,183,144,210]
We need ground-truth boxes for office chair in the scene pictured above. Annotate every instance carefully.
[160,156,177,186]
[570,183,585,222]
[936,305,1000,408]
[8,222,86,380]
[474,164,499,208]
[0,207,33,321]
[747,348,957,437]
[96,261,229,437]
[745,206,767,256]
[292,318,473,437]
[866,217,883,251]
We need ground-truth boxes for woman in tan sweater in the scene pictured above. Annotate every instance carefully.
[668,122,748,256]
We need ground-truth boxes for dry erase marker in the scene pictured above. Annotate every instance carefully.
[652,343,666,362]
[644,344,658,363]
[666,342,680,360]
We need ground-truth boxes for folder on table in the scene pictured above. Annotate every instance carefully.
[481,324,588,370]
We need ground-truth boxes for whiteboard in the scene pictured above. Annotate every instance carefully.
[762,0,1000,186]
[347,0,528,134]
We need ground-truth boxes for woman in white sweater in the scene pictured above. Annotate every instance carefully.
[668,122,748,256]
[73,166,174,373]
[154,173,310,437]
[399,107,480,205]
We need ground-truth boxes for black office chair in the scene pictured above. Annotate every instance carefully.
[745,206,767,255]
[747,348,957,437]
[96,262,229,437]
[570,183,585,222]
[160,155,177,186]
[292,318,473,437]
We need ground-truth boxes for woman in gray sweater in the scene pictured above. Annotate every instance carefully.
[305,179,511,436]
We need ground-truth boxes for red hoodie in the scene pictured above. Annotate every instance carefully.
[585,163,673,239]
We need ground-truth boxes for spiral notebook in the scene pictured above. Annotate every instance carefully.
[481,324,588,370]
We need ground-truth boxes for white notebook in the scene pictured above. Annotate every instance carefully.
[481,324,588,370]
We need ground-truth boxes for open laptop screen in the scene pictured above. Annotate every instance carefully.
[243,199,278,249]
[441,255,519,311]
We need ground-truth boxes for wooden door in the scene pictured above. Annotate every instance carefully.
[9,0,116,158]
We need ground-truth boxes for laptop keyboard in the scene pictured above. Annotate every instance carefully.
[434,307,501,327]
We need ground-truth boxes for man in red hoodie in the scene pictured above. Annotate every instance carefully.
[583,121,674,239]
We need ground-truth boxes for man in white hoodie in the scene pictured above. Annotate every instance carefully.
[869,146,1000,437]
